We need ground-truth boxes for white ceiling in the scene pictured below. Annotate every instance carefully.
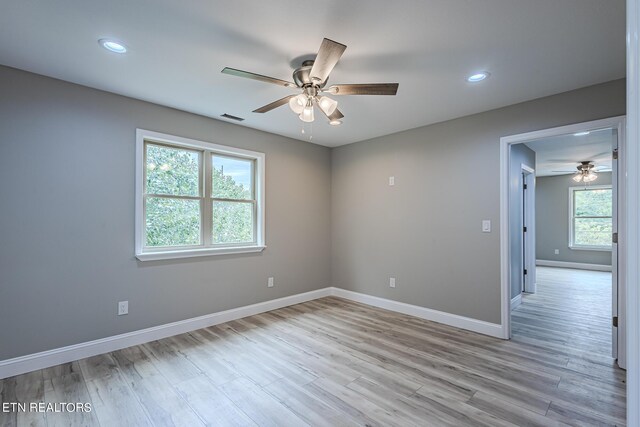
[0,0,625,147]
[524,128,614,177]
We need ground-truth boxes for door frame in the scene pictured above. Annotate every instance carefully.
[499,116,626,350]
[626,0,640,422]
[521,164,536,294]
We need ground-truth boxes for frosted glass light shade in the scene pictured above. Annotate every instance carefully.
[299,104,314,122]
[583,172,598,182]
[317,96,338,116]
[289,94,307,114]
[572,174,583,182]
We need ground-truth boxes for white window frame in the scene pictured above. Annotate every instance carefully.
[568,184,612,251]
[135,129,265,261]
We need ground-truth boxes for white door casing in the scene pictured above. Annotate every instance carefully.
[500,116,626,370]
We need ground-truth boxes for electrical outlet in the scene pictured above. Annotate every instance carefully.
[389,176,395,186]
[118,301,128,316]
[389,277,396,288]
[268,277,274,288]
[554,249,560,255]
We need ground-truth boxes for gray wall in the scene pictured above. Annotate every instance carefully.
[536,172,613,265]
[509,145,536,298]
[0,64,625,359]
[331,79,625,324]
[0,66,332,360]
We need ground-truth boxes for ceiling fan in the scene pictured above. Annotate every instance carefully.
[221,38,399,125]
[552,161,609,183]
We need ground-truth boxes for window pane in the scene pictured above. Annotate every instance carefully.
[212,201,254,244]
[574,188,612,217]
[574,217,612,247]
[146,144,200,196]
[212,156,253,200]
[146,197,201,247]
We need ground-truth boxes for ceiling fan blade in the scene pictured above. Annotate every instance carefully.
[253,95,297,113]
[222,67,295,88]
[309,38,347,84]
[319,107,344,121]
[325,83,399,96]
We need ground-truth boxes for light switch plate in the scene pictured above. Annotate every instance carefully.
[482,220,491,233]
[389,277,396,288]
[268,277,274,288]
[389,176,395,186]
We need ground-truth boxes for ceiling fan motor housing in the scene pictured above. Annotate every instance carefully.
[293,60,327,89]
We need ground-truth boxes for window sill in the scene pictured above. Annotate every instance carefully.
[569,245,612,252]
[136,245,266,261]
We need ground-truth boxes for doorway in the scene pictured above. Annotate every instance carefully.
[499,116,626,369]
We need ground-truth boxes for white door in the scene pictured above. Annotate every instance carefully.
[521,166,536,294]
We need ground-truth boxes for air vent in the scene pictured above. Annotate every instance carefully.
[221,113,245,121]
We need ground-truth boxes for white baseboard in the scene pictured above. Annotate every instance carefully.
[0,286,505,379]
[536,259,612,272]
[511,293,522,310]
[0,288,331,379]
[331,288,503,339]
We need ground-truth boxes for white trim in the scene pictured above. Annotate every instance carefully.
[499,138,511,339]
[136,245,266,261]
[135,129,266,261]
[626,0,640,422]
[331,288,503,338]
[536,259,612,272]
[511,294,522,310]
[0,287,504,379]
[500,117,626,145]
[500,116,626,343]
[0,287,331,379]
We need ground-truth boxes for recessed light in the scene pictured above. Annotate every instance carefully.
[573,131,590,136]
[99,39,127,54]
[329,119,342,126]
[467,72,490,83]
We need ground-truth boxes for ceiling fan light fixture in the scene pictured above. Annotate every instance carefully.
[584,172,598,182]
[572,174,583,182]
[289,94,307,114]
[299,100,314,122]
[317,96,338,116]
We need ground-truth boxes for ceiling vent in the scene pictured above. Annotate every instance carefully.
[221,113,245,121]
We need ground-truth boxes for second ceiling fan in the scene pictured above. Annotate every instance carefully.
[222,38,399,125]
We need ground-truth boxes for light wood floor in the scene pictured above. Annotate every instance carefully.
[1,267,625,426]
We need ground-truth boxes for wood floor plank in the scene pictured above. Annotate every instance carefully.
[112,346,205,427]
[173,375,257,427]
[44,371,99,427]
[84,369,153,427]
[467,391,564,427]
[19,372,46,427]
[264,378,360,427]
[304,377,405,427]
[219,377,310,427]
[140,339,201,385]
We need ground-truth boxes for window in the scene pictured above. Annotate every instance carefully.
[135,130,265,261]
[569,185,612,250]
